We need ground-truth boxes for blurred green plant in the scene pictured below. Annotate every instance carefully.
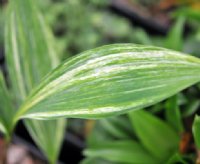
[82,109,184,163]
[1,0,200,164]
[83,94,200,163]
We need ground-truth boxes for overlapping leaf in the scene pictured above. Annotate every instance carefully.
[129,110,179,161]
[5,0,65,163]
[15,44,200,119]
[84,140,158,163]
[87,116,134,147]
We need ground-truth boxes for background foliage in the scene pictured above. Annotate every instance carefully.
[1,0,200,163]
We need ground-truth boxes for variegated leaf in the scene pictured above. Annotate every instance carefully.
[16,44,200,119]
[5,0,65,163]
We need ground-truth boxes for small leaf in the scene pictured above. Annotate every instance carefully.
[129,110,179,161]
[84,140,158,163]
[183,100,200,117]
[165,95,184,132]
[16,44,200,120]
[0,72,15,138]
[192,115,200,149]
[165,16,185,51]
[98,116,133,139]
[87,116,134,147]
[166,153,187,164]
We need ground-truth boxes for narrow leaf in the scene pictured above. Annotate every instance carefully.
[99,117,133,139]
[165,95,184,132]
[183,100,200,117]
[166,153,187,164]
[16,44,200,119]
[129,110,179,160]
[0,72,15,138]
[84,140,158,163]
[192,115,200,149]
[5,0,65,162]
[87,116,134,147]
[165,16,185,51]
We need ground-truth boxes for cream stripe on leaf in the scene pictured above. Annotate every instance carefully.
[5,0,65,163]
[15,44,200,120]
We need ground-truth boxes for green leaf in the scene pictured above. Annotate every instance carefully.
[84,140,158,163]
[165,95,184,132]
[0,72,15,139]
[183,100,200,117]
[25,119,66,163]
[129,110,179,161]
[87,116,134,147]
[174,7,200,22]
[98,116,133,139]
[192,115,200,149]
[165,16,185,51]
[16,44,200,119]
[166,153,187,164]
[5,0,65,163]
[81,157,113,164]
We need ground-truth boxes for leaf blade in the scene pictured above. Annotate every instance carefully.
[0,71,15,137]
[17,44,200,119]
[165,95,184,132]
[128,110,179,160]
[193,115,200,149]
[5,0,66,162]
[84,140,158,164]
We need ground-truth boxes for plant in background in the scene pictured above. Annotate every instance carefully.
[82,97,185,163]
[1,0,200,164]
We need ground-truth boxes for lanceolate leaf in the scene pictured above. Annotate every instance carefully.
[5,0,65,163]
[16,44,200,119]
[0,72,15,138]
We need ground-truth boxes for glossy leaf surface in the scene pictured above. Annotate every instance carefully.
[17,44,200,119]
[5,0,65,162]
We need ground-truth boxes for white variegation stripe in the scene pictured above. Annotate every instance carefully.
[6,0,66,163]
[14,44,200,120]
[19,50,200,115]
